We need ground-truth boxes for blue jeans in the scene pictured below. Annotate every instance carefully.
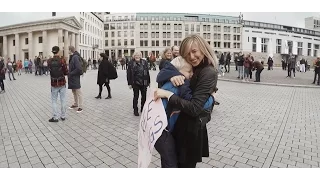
[238,66,244,79]
[51,85,67,120]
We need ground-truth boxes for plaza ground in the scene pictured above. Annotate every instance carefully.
[0,68,320,168]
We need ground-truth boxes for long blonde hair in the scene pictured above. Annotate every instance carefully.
[179,34,219,71]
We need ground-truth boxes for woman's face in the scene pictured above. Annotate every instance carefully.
[172,46,179,57]
[185,42,204,67]
[134,54,141,61]
[165,51,172,60]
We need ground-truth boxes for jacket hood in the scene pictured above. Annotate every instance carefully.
[156,61,182,83]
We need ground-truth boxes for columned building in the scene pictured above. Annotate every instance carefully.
[0,16,81,61]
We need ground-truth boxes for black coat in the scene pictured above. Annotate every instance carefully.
[127,59,150,86]
[0,61,5,80]
[159,59,171,71]
[68,51,82,89]
[169,60,218,164]
[97,59,118,85]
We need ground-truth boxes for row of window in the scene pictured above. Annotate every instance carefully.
[80,12,103,28]
[80,33,102,48]
[11,37,43,46]
[137,16,240,24]
[104,39,241,49]
[249,30,320,41]
[104,23,135,30]
[105,15,135,22]
[251,37,320,56]
[105,31,135,38]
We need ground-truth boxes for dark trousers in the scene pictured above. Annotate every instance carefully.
[224,63,230,73]
[0,79,4,91]
[8,71,15,80]
[288,68,295,77]
[235,62,238,71]
[313,71,320,84]
[126,64,128,70]
[121,65,125,70]
[25,67,29,73]
[98,82,111,97]
[154,130,178,168]
[249,69,252,79]
[132,84,147,112]
[178,162,197,168]
[255,68,263,82]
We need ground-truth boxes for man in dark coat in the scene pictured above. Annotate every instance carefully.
[68,46,83,113]
[312,57,320,85]
[252,60,264,82]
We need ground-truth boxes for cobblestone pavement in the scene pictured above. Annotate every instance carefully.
[1,69,320,168]
[220,66,319,86]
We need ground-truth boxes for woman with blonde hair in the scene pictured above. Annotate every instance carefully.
[159,47,173,71]
[154,34,218,168]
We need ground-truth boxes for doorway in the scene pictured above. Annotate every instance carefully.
[24,52,29,60]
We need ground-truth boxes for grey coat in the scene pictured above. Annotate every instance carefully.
[68,51,82,89]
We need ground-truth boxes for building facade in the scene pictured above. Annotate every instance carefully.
[242,20,320,65]
[0,16,81,61]
[305,16,320,30]
[0,12,104,61]
[103,13,243,59]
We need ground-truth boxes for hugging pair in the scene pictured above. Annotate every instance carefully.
[154,56,217,168]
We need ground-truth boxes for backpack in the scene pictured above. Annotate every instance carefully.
[78,55,87,75]
[49,57,64,79]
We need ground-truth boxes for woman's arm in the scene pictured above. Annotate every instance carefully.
[168,66,218,117]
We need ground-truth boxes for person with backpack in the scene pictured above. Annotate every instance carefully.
[95,53,118,99]
[127,51,150,116]
[48,46,68,122]
[68,46,83,113]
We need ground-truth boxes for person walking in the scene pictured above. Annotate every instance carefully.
[237,53,244,79]
[0,58,6,93]
[95,53,118,99]
[17,60,22,76]
[312,57,320,85]
[6,58,16,81]
[218,52,225,76]
[224,52,231,73]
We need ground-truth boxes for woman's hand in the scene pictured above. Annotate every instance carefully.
[154,88,173,101]
[170,75,185,87]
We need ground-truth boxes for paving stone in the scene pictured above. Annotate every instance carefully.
[235,162,253,168]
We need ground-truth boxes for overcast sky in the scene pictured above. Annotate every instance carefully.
[0,12,319,28]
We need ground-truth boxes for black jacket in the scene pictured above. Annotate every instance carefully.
[97,58,118,85]
[169,60,218,163]
[159,59,171,71]
[237,55,244,66]
[219,54,225,65]
[127,59,150,86]
[68,51,82,89]
[0,60,5,80]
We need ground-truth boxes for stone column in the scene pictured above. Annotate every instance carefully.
[15,33,20,61]
[75,33,80,51]
[28,32,33,59]
[64,30,69,60]
[121,49,124,57]
[42,30,47,58]
[71,33,76,47]
[58,29,63,57]
[2,35,7,60]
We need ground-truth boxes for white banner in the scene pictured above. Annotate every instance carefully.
[138,89,168,168]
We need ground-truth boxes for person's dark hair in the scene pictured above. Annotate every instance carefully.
[100,53,107,60]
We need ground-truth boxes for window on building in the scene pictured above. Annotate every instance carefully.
[185,24,189,31]
[276,39,282,54]
[110,23,115,30]
[156,23,159,30]
[131,39,134,46]
[105,32,108,37]
[144,23,148,30]
[140,32,143,38]
[167,32,171,38]
[163,40,167,46]
[39,37,43,43]
[124,39,127,46]
[151,32,155,38]
[105,40,108,47]
[140,23,143,30]
[191,24,194,31]
[178,24,182,30]
[298,42,303,55]
[25,38,28,45]
[167,24,171,30]
[151,24,155,30]
[111,31,115,37]
[252,37,257,52]
[156,32,159,38]
[308,43,311,56]
[152,40,155,46]
[261,38,268,53]
[124,23,128,29]
[163,24,166,30]
[130,31,134,37]
[163,32,166,38]
[124,31,127,37]
[130,22,135,29]
[144,40,148,46]
[156,40,159,46]
[13,40,15,46]
[144,32,148,38]
[314,44,319,57]
[52,12,56,17]
[179,32,182,38]
[111,40,115,46]
[117,39,121,46]
[196,25,200,32]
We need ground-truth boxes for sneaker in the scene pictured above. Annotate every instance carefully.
[61,117,66,121]
[222,72,225,77]
[76,108,83,113]
[49,118,59,122]
[69,105,78,109]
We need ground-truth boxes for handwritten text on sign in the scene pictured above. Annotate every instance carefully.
[138,89,167,168]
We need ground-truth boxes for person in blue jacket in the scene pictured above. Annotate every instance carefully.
[154,56,214,168]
